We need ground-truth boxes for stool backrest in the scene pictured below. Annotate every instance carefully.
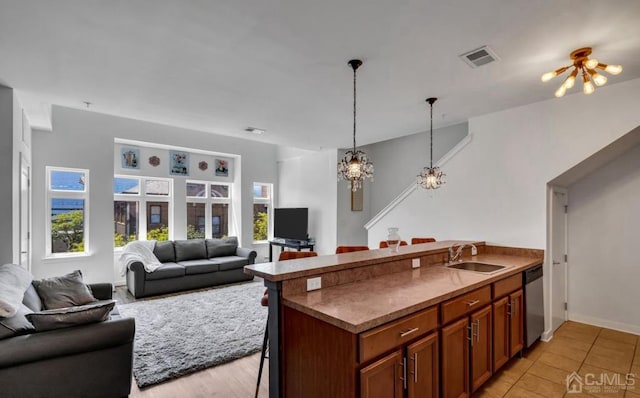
[411,237,436,244]
[278,251,318,261]
[335,246,369,254]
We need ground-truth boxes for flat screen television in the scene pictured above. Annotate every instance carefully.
[274,208,308,241]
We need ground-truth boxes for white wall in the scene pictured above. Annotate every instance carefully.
[367,78,640,336]
[31,106,278,284]
[567,144,640,334]
[277,148,337,255]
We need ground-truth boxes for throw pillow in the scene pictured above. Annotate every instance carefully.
[206,236,238,257]
[0,303,35,340]
[0,263,33,317]
[153,241,176,263]
[32,270,96,310]
[174,239,207,261]
[26,300,115,332]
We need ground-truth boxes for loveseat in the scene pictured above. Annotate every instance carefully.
[125,237,257,298]
[0,271,135,398]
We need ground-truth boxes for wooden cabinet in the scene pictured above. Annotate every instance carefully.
[492,288,524,372]
[441,318,469,398]
[361,350,404,398]
[470,305,492,392]
[407,332,439,398]
[360,308,439,398]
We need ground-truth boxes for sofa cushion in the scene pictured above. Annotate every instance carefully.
[174,239,207,262]
[32,270,97,310]
[177,259,220,275]
[215,256,249,271]
[22,284,43,312]
[206,237,238,257]
[144,263,186,281]
[153,241,176,263]
[0,304,35,340]
[26,300,115,332]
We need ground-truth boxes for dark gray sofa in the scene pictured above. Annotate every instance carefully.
[0,282,135,398]
[125,237,257,298]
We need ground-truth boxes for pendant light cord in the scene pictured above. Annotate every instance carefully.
[352,65,357,153]
[426,97,437,168]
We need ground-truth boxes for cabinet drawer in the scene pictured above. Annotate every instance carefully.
[493,274,522,299]
[441,285,491,324]
[359,306,438,363]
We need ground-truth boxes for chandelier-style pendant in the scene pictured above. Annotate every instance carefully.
[417,97,446,190]
[338,59,374,192]
[417,165,446,189]
[541,47,622,97]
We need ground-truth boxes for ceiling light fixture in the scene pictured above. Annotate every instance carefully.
[417,97,446,190]
[337,59,374,192]
[542,47,622,98]
[245,127,265,135]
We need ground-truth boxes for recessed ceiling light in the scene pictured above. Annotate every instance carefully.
[245,127,265,135]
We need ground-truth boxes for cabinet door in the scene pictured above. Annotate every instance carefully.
[492,297,509,371]
[509,289,524,357]
[470,305,492,392]
[407,332,439,398]
[441,318,469,398]
[360,349,404,398]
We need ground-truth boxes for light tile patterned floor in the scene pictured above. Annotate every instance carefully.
[474,321,639,398]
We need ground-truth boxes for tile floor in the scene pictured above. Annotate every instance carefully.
[474,321,639,398]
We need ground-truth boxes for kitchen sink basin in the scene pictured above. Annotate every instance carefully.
[446,262,506,273]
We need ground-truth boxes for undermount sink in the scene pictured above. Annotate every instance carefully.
[446,262,506,273]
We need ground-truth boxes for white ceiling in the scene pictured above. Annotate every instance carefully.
[1,0,639,149]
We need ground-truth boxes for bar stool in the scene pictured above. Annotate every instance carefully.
[411,237,436,244]
[255,250,318,398]
[335,245,369,254]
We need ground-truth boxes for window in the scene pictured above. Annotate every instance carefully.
[47,167,89,256]
[114,176,172,247]
[253,183,272,242]
[186,181,231,239]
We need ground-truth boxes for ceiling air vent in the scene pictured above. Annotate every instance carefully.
[459,46,499,68]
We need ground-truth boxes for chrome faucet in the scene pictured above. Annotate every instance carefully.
[449,243,477,263]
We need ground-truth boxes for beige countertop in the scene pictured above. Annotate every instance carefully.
[282,253,542,334]
[244,240,480,282]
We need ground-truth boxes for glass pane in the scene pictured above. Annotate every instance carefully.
[50,170,86,191]
[253,183,269,199]
[210,184,229,198]
[187,203,206,239]
[50,198,85,253]
[145,179,170,196]
[212,203,229,238]
[114,201,139,247]
[147,201,169,241]
[114,177,139,194]
[186,182,206,197]
[253,203,268,241]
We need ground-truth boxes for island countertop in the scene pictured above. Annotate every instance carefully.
[281,252,542,334]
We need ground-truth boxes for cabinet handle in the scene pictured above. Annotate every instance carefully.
[465,299,480,307]
[475,319,480,342]
[468,323,474,346]
[507,301,512,317]
[400,327,419,338]
[399,357,407,390]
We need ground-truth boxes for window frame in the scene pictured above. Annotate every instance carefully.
[46,166,90,258]
[186,180,232,239]
[113,175,173,249]
[252,182,273,244]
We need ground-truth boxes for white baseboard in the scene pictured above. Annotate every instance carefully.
[541,329,554,342]
[568,313,640,335]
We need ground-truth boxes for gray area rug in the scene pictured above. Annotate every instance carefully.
[118,281,267,388]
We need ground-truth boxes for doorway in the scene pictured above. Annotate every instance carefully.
[549,186,568,333]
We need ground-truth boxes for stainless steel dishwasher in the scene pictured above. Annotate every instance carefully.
[524,264,544,347]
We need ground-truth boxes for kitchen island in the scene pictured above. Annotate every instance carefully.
[244,240,543,398]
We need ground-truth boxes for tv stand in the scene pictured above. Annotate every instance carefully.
[269,239,315,262]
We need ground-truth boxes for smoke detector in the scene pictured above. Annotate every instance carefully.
[459,46,500,68]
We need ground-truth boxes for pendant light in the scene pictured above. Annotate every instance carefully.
[416,97,446,189]
[337,59,374,192]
